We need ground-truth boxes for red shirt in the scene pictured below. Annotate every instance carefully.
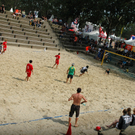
[26,63,33,73]
[55,55,60,61]
[3,41,7,49]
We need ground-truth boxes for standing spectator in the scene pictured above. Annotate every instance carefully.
[0,43,2,54]
[22,10,26,18]
[25,60,33,82]
[2,39,7,54]
[0,4,5,13]
[66,63,75,84]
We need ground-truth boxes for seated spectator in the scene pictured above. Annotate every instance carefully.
[120,59,127,68]
[36,20,41,27]
[22,10,26,18]
[42,16,47,21]
[73,35,78,46]
[15,9,21,16]
[59,19,62,25]
[0,4,5,13]
[12,12,16,19]
[106,108,132,130]
[85,46,91,54]
[59,25,66,38]
[53,18,58,24]
[130,108,135,125]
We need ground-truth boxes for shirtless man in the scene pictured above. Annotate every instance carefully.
[68,88,87,127]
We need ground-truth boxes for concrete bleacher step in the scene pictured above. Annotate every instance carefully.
[64,45,85,50]
[0,13,48,32]
[0,11,60,51]
[0,40,60,51]
[0,16,48,33]
[0,32,54,43]
[0,36,57,47]
[0,27,52,39]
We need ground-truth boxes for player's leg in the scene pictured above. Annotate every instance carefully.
[66,75,70,83]
[70,75,73,84]
[75,106,80,127]
[52,63,56,68]
[69,104,75,126]
[56,64,58,69]
[75,118,79,127]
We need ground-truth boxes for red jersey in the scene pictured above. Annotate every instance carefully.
[26,63,33,73]
[55,55,60,61]
[3,41,7,49]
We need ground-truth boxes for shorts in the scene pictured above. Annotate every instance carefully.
[67,74,73,79]
[55,60,59,65]
[106,70,109,74]
[80,70,85,74]
[3,48,7,52]
[69,104,80,118]
[27,72,31,77]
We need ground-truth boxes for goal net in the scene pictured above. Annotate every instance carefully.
[101,50,135,77]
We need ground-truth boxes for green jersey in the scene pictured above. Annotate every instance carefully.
[68,66,75,75]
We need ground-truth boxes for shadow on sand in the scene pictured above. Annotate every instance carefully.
[12,77,25,81]
[54,79,65,83]
[45,66,53,69]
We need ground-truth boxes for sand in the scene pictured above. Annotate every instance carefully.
[0,46,135,135]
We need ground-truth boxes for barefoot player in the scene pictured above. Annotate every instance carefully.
[52,53,60,69]
[2,39,7,54]
[68,88,87,127]
[66,63,75,84]
[79,66,89,77]
[25,60,33,81]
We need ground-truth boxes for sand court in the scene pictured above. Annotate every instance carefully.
[0,46,135,135]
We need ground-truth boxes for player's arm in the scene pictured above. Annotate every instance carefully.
[74,68,76,75]
[81,95,87,104]
[68,95,73,101]
[67,68,69,74]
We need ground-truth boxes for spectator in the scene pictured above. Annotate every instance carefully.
[106,108,132,130]
[59,19,62,25]
[42,16,47,21]
[0,43,2,54]
[0,4,5,13]
[130,108,135,125]
[22,10,26,18]
[73,35,78,46]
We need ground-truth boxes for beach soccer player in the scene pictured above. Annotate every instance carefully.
[105,68,110,75]
[68,88,87,127]
[25,60,33,81]
[2,39,7,54]
[52,53,60,69]
[79,66,89,77]
[66,63,75,84]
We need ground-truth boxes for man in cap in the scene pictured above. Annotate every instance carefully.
[66,63,75,84]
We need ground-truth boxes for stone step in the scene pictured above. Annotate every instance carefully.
[0,23,49,35]
[0,27,52,39]
[0,32,54,43]
[1,36,56,47]
[0,16,48,32]
[0,40,60,51]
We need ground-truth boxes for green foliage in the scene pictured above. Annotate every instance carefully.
[2,0,135,38]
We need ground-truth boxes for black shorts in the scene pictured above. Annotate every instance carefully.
[69,104,80,118]
[67,74,73,79]
[106,70,109,74]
